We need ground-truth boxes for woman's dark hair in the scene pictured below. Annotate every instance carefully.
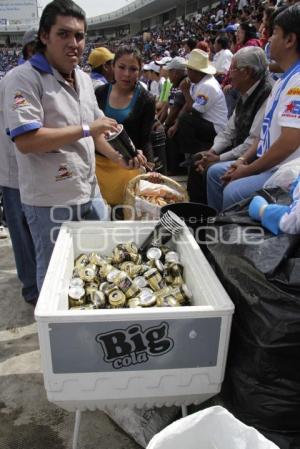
[37,0,87,52]
[239,21,258,43]
[113,45,143,69]
[274,4,300,52]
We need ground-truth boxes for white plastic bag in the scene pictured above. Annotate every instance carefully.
[146,406,280,449]
[104,405,180,448]
[263,159,300,190]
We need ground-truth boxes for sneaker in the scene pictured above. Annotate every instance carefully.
[0,225,8,239]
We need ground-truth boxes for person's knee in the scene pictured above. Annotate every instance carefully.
[207,163,222,182]
[223,183,242,210]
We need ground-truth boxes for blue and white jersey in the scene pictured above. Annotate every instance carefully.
[257,61,300,164]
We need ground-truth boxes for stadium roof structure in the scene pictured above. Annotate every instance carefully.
[87,0,188,29]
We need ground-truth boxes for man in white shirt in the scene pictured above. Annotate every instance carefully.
[148,61,160,98]
[171,49,228,156]
[212,36,233,81]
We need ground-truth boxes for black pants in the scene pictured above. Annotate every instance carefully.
[187,166,208,204]
[175,109,217,155]
[165,135,185,176]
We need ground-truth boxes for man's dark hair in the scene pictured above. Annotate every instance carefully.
[184,38,197,51]
[216,36,229,49]
[37,0,87,52]
[274,4,300,52]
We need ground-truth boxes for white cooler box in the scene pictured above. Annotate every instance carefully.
[35,221,234,411]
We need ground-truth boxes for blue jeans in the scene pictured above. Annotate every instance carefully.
[22,197,109,292]
[206,161,275,212]
[1,187,38,302]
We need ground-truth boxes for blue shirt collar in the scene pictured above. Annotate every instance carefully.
[91,70,107,83]
[30,53,53,74]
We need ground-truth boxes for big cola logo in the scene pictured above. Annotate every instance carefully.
[95,322,174,369]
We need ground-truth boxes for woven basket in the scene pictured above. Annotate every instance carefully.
[123,173,189,220]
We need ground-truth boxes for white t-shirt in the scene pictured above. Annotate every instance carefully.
[213,49,233,74]
[190,74,228,133]
[257,69,300,165]
[150,80,159,98]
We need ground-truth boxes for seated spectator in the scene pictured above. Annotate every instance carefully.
[170,49,228,156]
[188,46,272,202]
[206,5,300,212]
[235,22,262,51]
[183,38,198,59]
[88,47,114,89]
[212,36,233,81]
[148,61,161,98]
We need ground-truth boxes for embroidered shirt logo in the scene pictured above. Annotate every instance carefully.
[195,94,208,105]
[287,87,300,96]
[13,92,30,108]
[55,164,73,181]
[282,100,300,118]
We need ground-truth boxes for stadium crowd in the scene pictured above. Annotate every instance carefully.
[0,0,299,305]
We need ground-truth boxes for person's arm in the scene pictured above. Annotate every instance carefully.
[164,104,181,128]
[167,101,190,138]
[243,127,300,174]
[223,127,300,183]
[212,110,237,155]
[220,137,260,183]
[157,102,169,124]
[220,99,267,161]
[14,116,119,154]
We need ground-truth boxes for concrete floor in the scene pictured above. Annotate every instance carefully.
[0,234,141,449]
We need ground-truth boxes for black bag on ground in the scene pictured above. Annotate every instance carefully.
[206,187,300,449]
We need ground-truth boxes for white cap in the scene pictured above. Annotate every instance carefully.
[148,61,161,73]
[166,56,187,71]
[155,56,172,66]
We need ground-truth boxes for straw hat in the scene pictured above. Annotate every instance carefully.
[184,49,216,75]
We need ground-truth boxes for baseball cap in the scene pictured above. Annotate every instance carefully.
[155,56,172,66]
[88,47,114,69]
[148,61,161,73]
[166,57,186,71]
[22,29,37,48]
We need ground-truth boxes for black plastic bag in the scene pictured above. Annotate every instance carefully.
[206,188,300,449]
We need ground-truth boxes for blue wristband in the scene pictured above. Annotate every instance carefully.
[82,123,90,138]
